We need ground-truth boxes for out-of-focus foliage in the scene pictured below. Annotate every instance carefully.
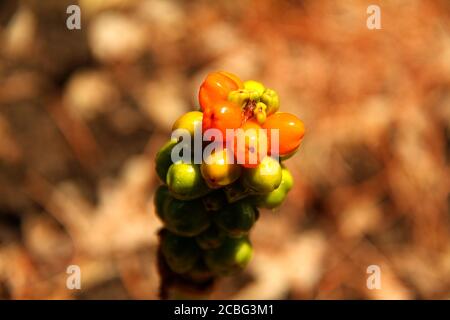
[0,0,449,299]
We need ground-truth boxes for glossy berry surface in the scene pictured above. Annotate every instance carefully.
[233,120,268,168]
[199,71,243,112]
[166,162,211,200]
[204,236,253,276]
[263,112,305,156]
[201,148,241,188]
[202,101,242,142]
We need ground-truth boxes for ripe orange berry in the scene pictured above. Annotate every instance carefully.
[262,112,305,157]
[202,101,242,142]
[234,120,268,168]
[199,71,243,111]
[220,71,243,88]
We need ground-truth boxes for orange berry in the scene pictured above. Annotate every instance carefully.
[262,112,305,156]
[199,71,243,111]
[234,120,268,168]
[202,101,242,142]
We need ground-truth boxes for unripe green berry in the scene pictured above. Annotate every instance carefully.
[253,167,293,209]
[214,200,257,238]
[253,167,294,209]
[244,80,265,98]
[261,88,280,115]
[204,236,253,276]
[154,185,170,221]
[167,162,211,200]
[201,190,227,211]
[248,90,261,101]
[279,166,294,192]
[243,157,282,193]
[254,102,267,125]
[196,224,226,250]
[254,188,286,209]
[223,182,251,203]
[164,197,210,237]
[155,139,178,183]
[161,230,200,274]
[184,260,214,282]
[228,90,250,107]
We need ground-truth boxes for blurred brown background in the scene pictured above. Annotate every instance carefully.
[0,0,449,299]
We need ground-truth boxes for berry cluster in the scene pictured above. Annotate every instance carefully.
[154,71,305,298]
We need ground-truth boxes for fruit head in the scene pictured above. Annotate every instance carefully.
[243,156,282,193]
[202,101,242,142]
[172,111,203,138]
[201,148,241,188]
[161,229,200,274]
[263,112,305,157]
[214,200,257,237]
[204,236,253,276]
[199,71,243,111]
[166,162,211,200]
[154,185,171,221]
[163,197,210,237]
[155,71,303,281]
[155,139,178,183]
[195,224,226,250]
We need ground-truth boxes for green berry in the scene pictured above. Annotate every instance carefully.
[184,260,214,282]
[166,162,211,200]
[201,190,227,211]
[260,88,280,115]
[154,185,170,221]
[253,167,293,209]
[228,90,250,107]
[172,111,203,138]
[155,139,178,183]
[279,166,294,192]
[164,197,210,237]
[243,157,282,193]
[223,182,252,203]
[161,230,200,274]
[244,80,265,98]
[201,148,241,189]
[196,224,226,250]
[214,200,257,238]
[204,236,253,276]
[254,102,267,125]
[253,187,286,209]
